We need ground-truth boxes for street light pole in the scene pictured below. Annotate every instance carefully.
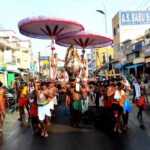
[38,51,41,76]
[96,10,107,34]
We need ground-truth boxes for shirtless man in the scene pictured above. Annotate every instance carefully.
[36,81,50,138]
[0,81,7,133]
[47,81,58,121]
[69,81,81,127]
[81,82,89,98]
[80,82,90,113]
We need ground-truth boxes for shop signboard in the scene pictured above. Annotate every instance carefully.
[39,56,49,61]
[121,11,150,25]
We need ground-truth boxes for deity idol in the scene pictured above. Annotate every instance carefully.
[50,53,58,80]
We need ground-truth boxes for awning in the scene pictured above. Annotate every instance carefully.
[125,64,143,69]
[7,70,20,74]
[0,66,6,73]
[114,63,122,69]
[6,65,20,74]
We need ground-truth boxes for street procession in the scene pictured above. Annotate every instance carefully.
[0,0,150,150]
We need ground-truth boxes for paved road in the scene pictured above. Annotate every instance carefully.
[1,105,150,150]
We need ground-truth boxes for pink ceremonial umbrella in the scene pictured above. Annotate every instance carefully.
[18,16,84,52]
[56,32,113,57]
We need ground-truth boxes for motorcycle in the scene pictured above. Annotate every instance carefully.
[6,88,17,112]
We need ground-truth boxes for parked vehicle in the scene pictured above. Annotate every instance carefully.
[6,88,17,112]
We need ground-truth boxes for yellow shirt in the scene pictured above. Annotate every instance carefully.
[21,86,29,96]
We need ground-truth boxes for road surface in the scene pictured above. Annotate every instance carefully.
[1,105,150,150]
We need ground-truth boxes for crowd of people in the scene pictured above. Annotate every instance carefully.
[0,73,149,137]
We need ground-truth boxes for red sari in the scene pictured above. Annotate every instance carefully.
[0,88,6,113]
[105,85,115,108]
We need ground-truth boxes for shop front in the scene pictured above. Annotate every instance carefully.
[0,66,6,85]
[144,49,150,75]
[6,65,20,88]
[125,63,144,78]
[145,57,150,75]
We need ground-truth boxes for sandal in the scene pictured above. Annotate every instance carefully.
[44,132,48,138]
[41,131,44,137]
[118,128,123,134]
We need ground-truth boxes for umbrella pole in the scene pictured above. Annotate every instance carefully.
[82,49,85,59]
[51,39,55,55]
[50,39,57,80]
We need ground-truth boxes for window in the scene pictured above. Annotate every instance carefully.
[117,24,120,33]
[142,41,144,47]
[2,37,9,40]
[135,52,140,58]
[134,42,142,52]
[113,28,116,36]
[132,45,135,50]
[17,58,20,63]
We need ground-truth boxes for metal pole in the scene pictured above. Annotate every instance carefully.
[49,56,51,79]
[96,10,107,34]
[38,51,41,78]
[104,13,107,34]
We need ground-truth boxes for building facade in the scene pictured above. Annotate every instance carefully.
[0,30,32,86]
[112,11,150,61]
[39,56,50,80]
[119,28,150,78]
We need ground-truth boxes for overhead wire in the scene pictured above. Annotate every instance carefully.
[142,0,150,9]
[137,0,150,10]
[143,1,150,10]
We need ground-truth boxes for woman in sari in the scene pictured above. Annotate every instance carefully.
[0,82,7,134]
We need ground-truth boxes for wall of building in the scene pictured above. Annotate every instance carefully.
[0,30,32,86]
[0,49,4,65]
[112,12,120,46]
[120,24,150,43]
[20,48,31,69]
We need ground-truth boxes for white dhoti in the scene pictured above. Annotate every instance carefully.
[48,100,54,110]
[81,96,89,113]
[38,104,51,121]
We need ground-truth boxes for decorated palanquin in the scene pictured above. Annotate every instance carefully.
[64,45,88,81]
[64,45,81,79]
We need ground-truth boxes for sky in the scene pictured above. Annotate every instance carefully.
[0,0,150,60]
